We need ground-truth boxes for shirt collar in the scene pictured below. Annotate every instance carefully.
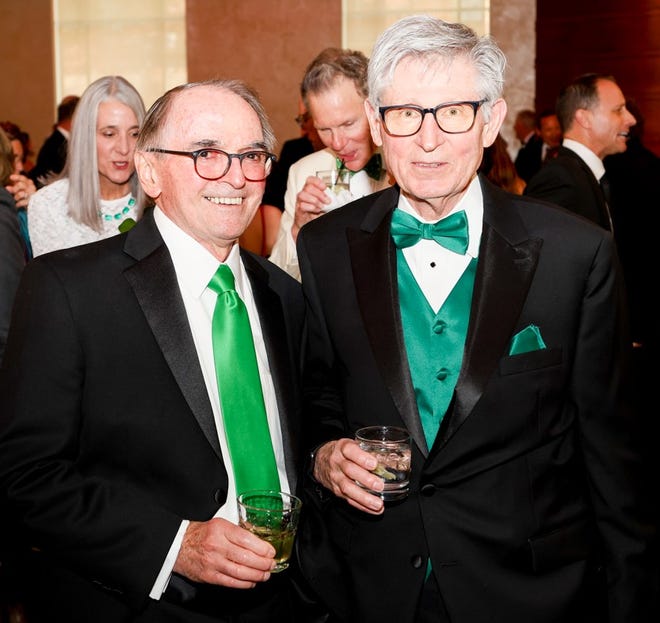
[153,206,244,299]
[562,138,605,180]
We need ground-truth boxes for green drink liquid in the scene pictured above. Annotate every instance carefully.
[246,524,295,572]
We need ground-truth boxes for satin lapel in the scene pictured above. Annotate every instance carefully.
[241,251,301,491]
[347,188,429,456]
[122,214,222,459]
[435,182,542,450]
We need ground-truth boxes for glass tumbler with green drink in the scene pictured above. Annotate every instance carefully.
[237,490,302,572]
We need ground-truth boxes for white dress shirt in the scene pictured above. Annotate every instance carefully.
[269,147,391,281]
[397,176,483,313]
[149,206,289,597]
[562,138,605,180]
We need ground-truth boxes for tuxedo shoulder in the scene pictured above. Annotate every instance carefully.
[299,191,385,243]
[244,250,304,306]
[539,152,588,180]
[246,250,301,286]
[29,228,131,281]
[510,191,611,240]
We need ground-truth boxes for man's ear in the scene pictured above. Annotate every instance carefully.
[573,107,592,130]
[364,99,384,147]
[134,151,161,200]
[482,98,507,148]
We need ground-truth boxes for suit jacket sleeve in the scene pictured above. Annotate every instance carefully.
[0,252,200,610]
[0,188,25,360]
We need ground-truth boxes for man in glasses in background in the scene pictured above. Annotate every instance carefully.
[295,15,656,623]
[261,96,324,217]
[0,79,314,622]
[269,47,392,281]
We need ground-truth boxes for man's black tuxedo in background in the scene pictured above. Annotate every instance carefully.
[28,127,68,187]
[514,133,542,182]
[523,146,612,231]
[262,136,315,211]
[604,136,659,353]
[604,136,660,522]
[295,179,656,623]
[0,211,307,622]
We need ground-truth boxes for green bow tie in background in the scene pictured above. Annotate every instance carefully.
[335,153,383,181]
[390,209,469,254]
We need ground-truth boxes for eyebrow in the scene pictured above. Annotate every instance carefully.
[98,124,140,131]
[189,138,269,151]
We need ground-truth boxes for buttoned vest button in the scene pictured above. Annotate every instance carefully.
[410,555,424,569]
[436,367,449,380]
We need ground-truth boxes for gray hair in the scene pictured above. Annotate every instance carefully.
[367,15,507,121]
[300,48,369,107]
[136,79,275,154]
[63,75,147,231]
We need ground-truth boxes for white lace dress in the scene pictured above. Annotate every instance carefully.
[27,178,139,257]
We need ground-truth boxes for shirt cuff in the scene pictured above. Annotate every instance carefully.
[149,519,189,599]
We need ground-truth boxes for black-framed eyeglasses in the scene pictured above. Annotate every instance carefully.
[378,100,487,137]
[147,147,276,182]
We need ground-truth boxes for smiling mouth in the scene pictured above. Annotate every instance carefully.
[205,196,243,205]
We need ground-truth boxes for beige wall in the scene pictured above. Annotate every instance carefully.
[491,0,536,158]
[1,1,533,163]
[186,0,341,151]
[0,1,56,158]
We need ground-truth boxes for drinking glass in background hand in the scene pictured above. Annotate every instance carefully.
[355,426,411,501]
[316,169,352,211]
[237,490,302,572]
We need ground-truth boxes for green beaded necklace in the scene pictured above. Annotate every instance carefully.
[99,196,136,222]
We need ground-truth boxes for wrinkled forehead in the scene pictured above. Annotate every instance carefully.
[383,54,478,100]
[162,87,262,147]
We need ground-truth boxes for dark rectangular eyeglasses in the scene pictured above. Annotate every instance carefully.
[378,100,487,137]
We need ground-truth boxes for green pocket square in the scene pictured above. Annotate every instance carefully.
[508,324,547,355]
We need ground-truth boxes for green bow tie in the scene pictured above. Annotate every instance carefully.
[390,209,469,254]
[335,153,383,181]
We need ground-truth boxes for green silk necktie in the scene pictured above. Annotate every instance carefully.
[208,264,280,496]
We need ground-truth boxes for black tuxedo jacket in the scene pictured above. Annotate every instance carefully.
[295,178,656,623]
[523,146,612,231]
[514,134,543,182]
[0,211,306,621]
[263,136,315,211]
[0,188,25,362]
[28,128,68,187]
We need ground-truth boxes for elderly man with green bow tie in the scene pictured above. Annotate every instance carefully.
[294,14,657,623]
